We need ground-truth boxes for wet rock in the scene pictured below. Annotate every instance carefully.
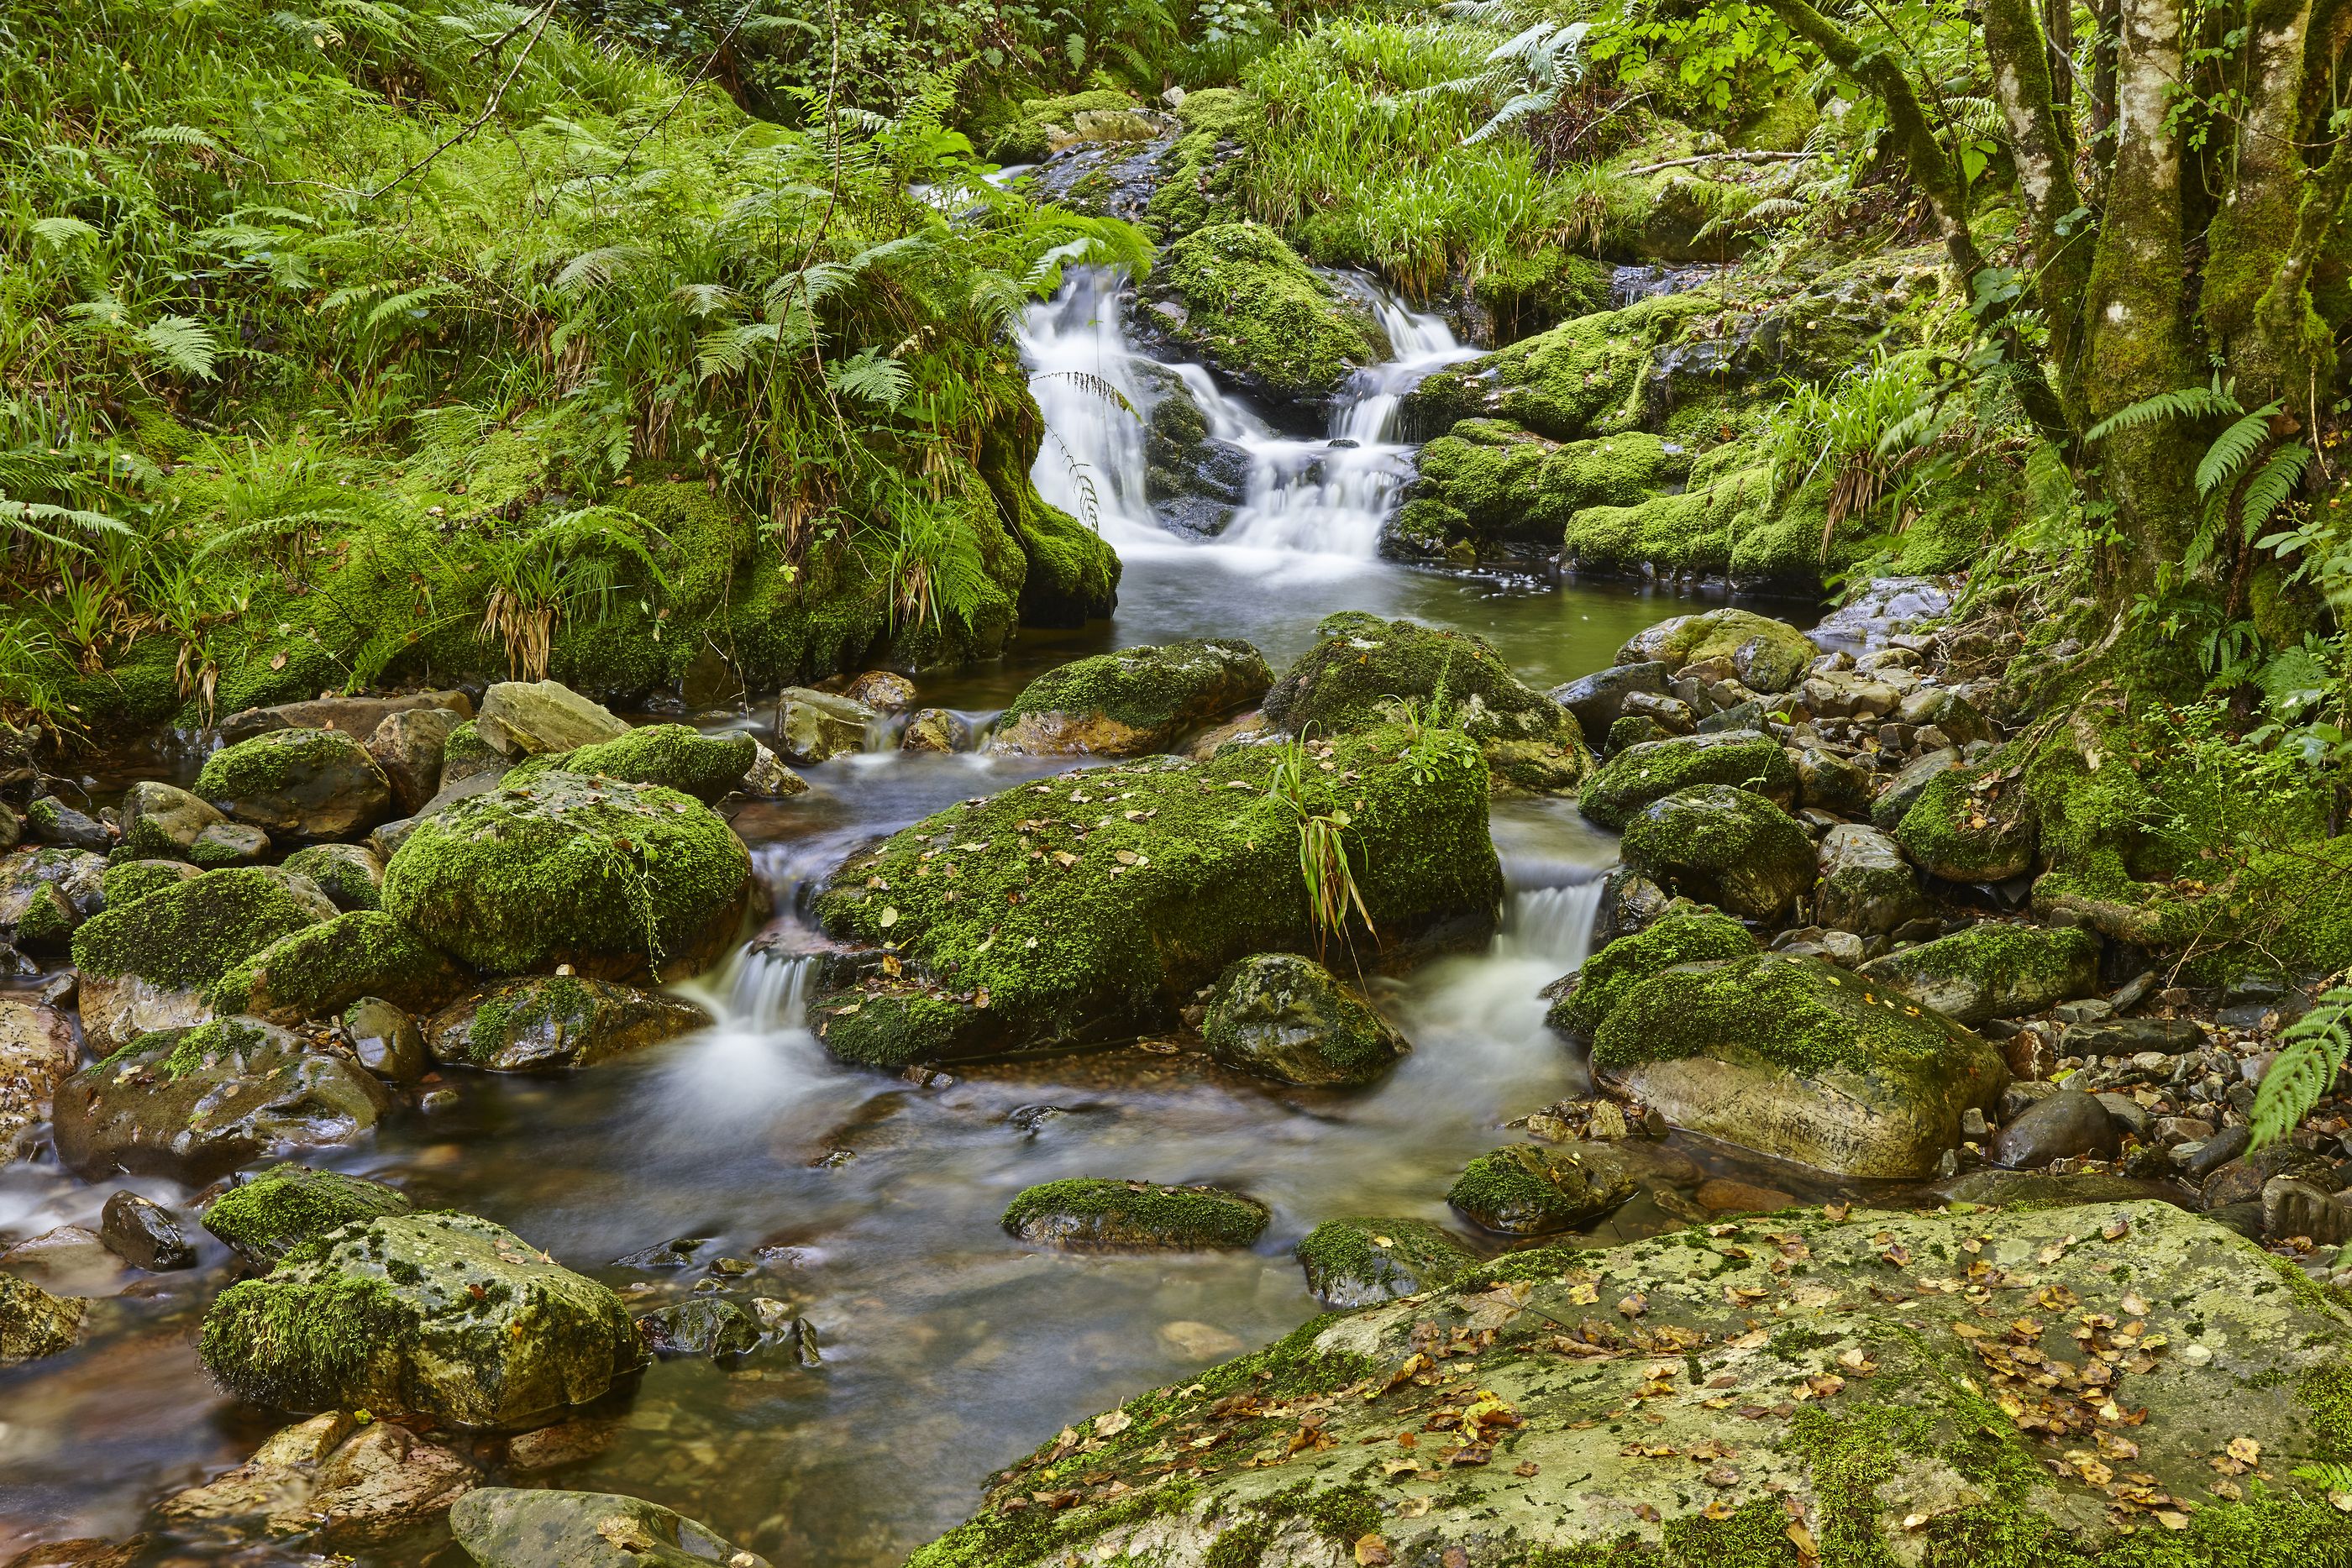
[1620,784,1814,920]
[1201,952,1408,1087]
[511,723,759,805]
[203,1163,416,1266]
[635,1298,761,1361]
[1813,823,1924,937]
[1933,1169,2189,1207]
[1548,661,1668,744]
[2183,1124,2250,1177]
[1577,729,1796,829]
[475,680,630,758]
[197,727,395,842]
[218,690,475,748]
[281,842,386,911]
[1990,1088,2120,1168]
[2066,1017,2208,1056]
[1593,952,2006,1177]
[344,997,428,1082]
[26,796,111,851]
[1142,367,1252,536]
[1867,747,1961,830]
[1,845,108,925]
[426,977,712,1072]
[843,670,916,713]
[2264,1177,2352,1245]
[160,1409,478,1547]
[1894,763,2037,883]
[100,1191,196,1271]
[438,719,512,791]
[895,707,967,754]
[70,865,339,1051]
[502,1417,619,1473]
[738,739,807,798]
[1856,922,2098,1025]
[1,1272,87,1366]
[158,1410,355,1528]
[211,909,468,1025]
[382,771,753,981]
[774,687,876,763]
[1546,907,1757,1043]
[11,882,75,951]
[1809,576,1956,650]
[449,1487,771,1568]
[200,1211,647,1427]
[2096,1091,2154,1142]
[1263,613,1590,791]
[99,857,202,910]
[365,705,462,817]
[1447,1141,1635,1234]
[1000,1178,1269,1249]
[0,801,16,852]
[52,1017,391,1183]
[1793,747,1873,818]
[994,639,1272,758]
[191,820,272,866]
[1593,866,1673,943]
[1295,1218,1476,1308]
[1617,611,1813,688]
[0,994,76,1158]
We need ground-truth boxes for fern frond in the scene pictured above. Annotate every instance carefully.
[31,216,100,250]
[142,315,220,380]
[2084,381,2241,444]
[554,244,649,296]
[2195,405,2281,496]
[2250,983,2352,1149]
[827,348,911,411]
[2239,444,2312,534]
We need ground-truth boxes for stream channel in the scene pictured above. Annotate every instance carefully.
[1,268,1829,1566]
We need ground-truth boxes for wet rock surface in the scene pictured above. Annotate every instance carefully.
[1200,952,1409,1086]
[991,638,1272,757]
[425,976,712,1072]
[449,1487,771,1568]
[1001,1178,1270,1249]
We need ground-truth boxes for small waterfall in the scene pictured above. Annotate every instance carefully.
[1499,873,1607,973]
[729,946,814,1033]
[1024,268,1164,538]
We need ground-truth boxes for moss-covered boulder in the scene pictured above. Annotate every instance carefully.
[118,779,226,860]
[381,771,753,982]
[51,1018,392,1183]
[197,727,395,842]
[1856,922,2100,1026]
[71,866,339,1051]
[450,1487,771,1568]
[1402,290,1717,443]
[279,842,384,911]
[1295,1218,1477,1308]
[1897,762,2040,883]
[1201,952,1408,1086]
[1618,608,1817,690]
[199,1211,646,1428]
[208,910,469,1025]
[1001,1178,1268,1250]
[0,845,107,923]
[1619,784,1814,920]
[1578,728,1796,829]
[425,977,711,1072]
[1545,906,1758,1042]
[991,640,1272,758]
[1446,1142,1636,1235]
[97,857,202,910]
[202,1163,416,1266]
[1144,223,1378,406]
[1263,613,1592,792]
[910,1200,2352,1568]
[1410,425,1672,554]
[509,723,758,805]
[1814,822,1926,937]
[1592,951,2006,1177]
[808,724,1499,1068]
[1,1272,85,1367]
[438,719,510,792]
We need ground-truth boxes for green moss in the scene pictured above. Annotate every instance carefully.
[197,1272,415,1411]
[507,722,754,804]
[16,886,76,947]
[194,726,378,801]
[1896,766,2038,881]
[1001,1178,1269,1249]
[278,845,382,910]
[202,1164,415,1266]
[1549,907,1758,1040]
[1580,731,1797,830]
[1415,427,1672,548]
[1445,1142,1631,1233]
[1405,290,1716,443]
[69,866,327,991]
[1000,640,1271,737]
[1860,922,2097,1021]
[1619,783,1814,918]
[98,858,196,910]
[1473,244,1615,341]
[1152,223,1376,398]
[1294,1217,1474,1303]
[207,909,465,1020]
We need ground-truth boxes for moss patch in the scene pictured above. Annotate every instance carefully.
[70,866,328,991]
[202,1163,415,1266]
[208,909,468,1022]
[1150,223,1377,399]
[508,722,755,804]
[1001,1178,1270,1250]
[1548,906,1758,1041]
[1579,730,1797,829]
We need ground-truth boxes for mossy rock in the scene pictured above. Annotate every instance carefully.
[202,1163,416,1267]
[208,910,470,1025]
[1897,763,2040,883]
[97,857,202,910]
[14,882,77,949]
[196,727,395,842]
[1856,922,2100,1026]
[52,1017,391,1183]
[1592,951,2007,1177]
[1814,822,1927,937]
[508,723,757,805]
[71,866,338,1048]
[909,1199,2352,1568]
[1201,952,1409,1087]
[118,779,226,860]
[1263,613,1591,793]
[1546,907,1758,1043]
[1470,244,1615,342]
[1401,290,1716,442]
[381,771,753,982]
[1,1272,86,1367]
[198,1210,647,1428]
[809,723,1498,1069]
[1578,729,1797,829]
[1618,607,1817,683]
[0,846,107,925]
[1619,783,1815,920]
[279,842,385,911]
[425,976,711,1072]
[992,640,1272,757]
[449,1487,770,1568]
[1446,1142,1636,1235]
[1413,427,1671,550]
[1147,223,1378,403]
[979,408,1121,628]
[1001,1178,1268,1250]
[438,719,511,792]
[1295,1218,1477,1308]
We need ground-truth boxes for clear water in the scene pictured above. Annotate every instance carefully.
[0,273,1835,1567]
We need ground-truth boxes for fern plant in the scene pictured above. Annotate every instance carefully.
[2249,983,2352,1150]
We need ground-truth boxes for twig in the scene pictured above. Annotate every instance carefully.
[369,0,559,201]
[1620,150,1819,177]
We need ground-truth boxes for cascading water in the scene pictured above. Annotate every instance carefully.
[1502,874,1609,973]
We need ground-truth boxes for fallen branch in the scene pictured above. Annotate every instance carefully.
[1619,149,1819,176]
[370,0,559,201]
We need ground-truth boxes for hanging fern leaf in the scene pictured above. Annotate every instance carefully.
[827,348,911,412]
[2194,405,2281,497]
[554,244,650,296]
[141,315,220,380]
[696,321,780,378]
[30,216,100,251]
[2083,380,2241,444]
[2250,983,2352,1150]
[2239,444,2312,535]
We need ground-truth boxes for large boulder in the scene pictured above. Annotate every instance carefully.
[1,1272,85,1366]
[0,994,76,1159]
[510,723,759,805]
[209,910,470,1025]
[1814,822,1927,937]
[1619,783,1814,920]
[1295,1218,1476,1308]
[118,779,227,860]
[279,842,385,911]
[808,725,1499,1067]
[381,771,753,981]
[1897,762,2040,883]
[1201,952,1408,1086]
[218,689,474,747]
[1001,1178,1269,1250]
[1545,906,1757,1043]
[70,866,338,1051]
[910,1200,2352,1568]
[1263,613,1592,792]
[1142,223,1379,408]
[774,687,875,763]
[992,640,1272,758]
[1591,951,2007,1177]
[51,1017,391,1182]
[1856,921,2101,1025]
[1578,729,1795,828]
[199,1211,647,1428]
[425,977,711,1072]
[449,1488,770,1568]
[474,680,629,758]
[197,727,395,842]
[366,705,462,817]
[203,1163,416,1266]
[1617,608,1815,691]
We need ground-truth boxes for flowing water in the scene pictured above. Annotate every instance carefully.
[0,270,1834,1567]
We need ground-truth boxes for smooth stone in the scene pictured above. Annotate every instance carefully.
[475,680,630,758]
[99,1191,196,1271]
[118,780,225,859]
[635,1298,761,1362]
[25,796,111,851]
[774,688,876,763]
[425,978,713,1072]
[280,842,386,912]
[344,997,428,1082]
[2065,1018,2208,1056]
[1200,952,1409,1087]
[1990,1088,2121,1168]
[449,1488,771,1568]
[190,821,272,865]
[1856,923,2099,1026]
[843,670,917,713]
[900,708,972,753]
[217,690,473,747]
[367,705,461,816]
[1619,784,1814,920]
[1867,747,1961,830]
[1813,822,1924,938]
[2263,1176,2352,1245]
[1549,661,1669,743]
[1446,1142,1635,1235]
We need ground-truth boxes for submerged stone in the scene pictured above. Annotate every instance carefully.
[774,688,874,763]
[1446,1142,1635,1234]
[0,994,76,1158]
[1001,1178,1269,1250]
[1201,952,1408,1086]
[0,1272,86,1366]
[1295,1218,1477,1308]
[202,1163,416,1266]
[991,639,1271,757]
[635,1298,761,1361]
[425,977,711,1072]
[449,1488,771,1568]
